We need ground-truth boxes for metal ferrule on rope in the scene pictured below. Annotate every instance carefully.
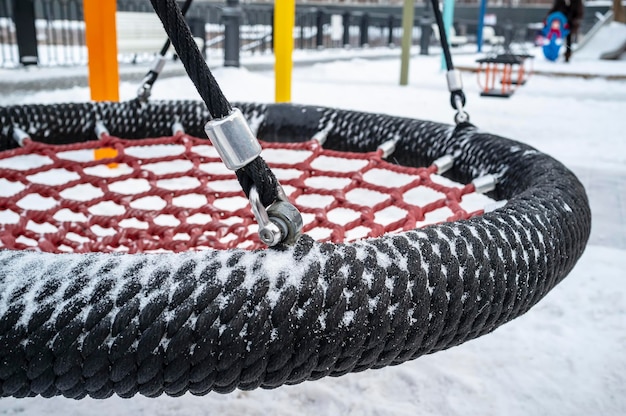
[446,69,464,93]
[94,120,109,139]
[433,155,455,174]
[377,139,397,158]
[446,70,470,124]
[11,126,29,147]
[204,108,303,247]
[472,174,498,194]
[204,108,262,170]
[311,122,334,145]
[171,120,185,135]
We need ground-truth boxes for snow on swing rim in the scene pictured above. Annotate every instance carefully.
[0,100,591,399]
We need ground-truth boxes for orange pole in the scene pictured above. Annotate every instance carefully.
[83,0,119,101]
[477,64,485,92]
[481,64,489,92]
[501,64,510,94]
[488,63,495,91]
[517,62,525,85]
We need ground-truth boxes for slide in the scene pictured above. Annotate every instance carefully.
[573,10,613,53]
[600,32,626,60]
[574,12,626,60]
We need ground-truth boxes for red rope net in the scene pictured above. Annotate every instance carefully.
[0,134,493,253]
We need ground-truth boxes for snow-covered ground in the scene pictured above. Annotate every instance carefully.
[0,46,625,415]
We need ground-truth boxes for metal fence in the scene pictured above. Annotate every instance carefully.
[36,0,86,66]
[0,0,87,67]
[1,0,612,68]
[0,0,18,66]
[0,0,409,68]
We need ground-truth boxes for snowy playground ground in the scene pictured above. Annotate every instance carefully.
[0,43,625,415]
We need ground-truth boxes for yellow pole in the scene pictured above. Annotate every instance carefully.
[274,0,295,103]
[83,0,119,101]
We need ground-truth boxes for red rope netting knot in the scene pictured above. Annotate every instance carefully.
[0,134,495,253]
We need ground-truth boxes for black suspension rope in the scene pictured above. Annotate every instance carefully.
[137,0,194,100]
[430,0,454,71]
[160,0,194,57]
[429,0,468,119]
[148,0,230,118]
[148,0,279,208]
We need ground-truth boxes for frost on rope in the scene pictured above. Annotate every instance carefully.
[0,134,498,253]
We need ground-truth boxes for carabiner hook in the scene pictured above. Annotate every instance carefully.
[249,185,303,247]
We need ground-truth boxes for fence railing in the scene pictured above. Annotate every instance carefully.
[0,0,412,68]
[0,1,17,66]
[0,0,612,68]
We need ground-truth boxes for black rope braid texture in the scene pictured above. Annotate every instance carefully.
[141,0,194,90]
[429,0,467,111]
[158,0,194,56]
[0,101,591,399]
[139,0,194,97]
[148,0,230,119]
[430,0,454,71]
[147,0,278,207]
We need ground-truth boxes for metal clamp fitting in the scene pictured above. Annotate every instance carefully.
[312,130,328,145]
[137,82,152,102]
[454,110,470,125]
[12,126,30,147]
[312,122,335,145]
[377,139,397,159]
[172,120,185,135]
[249,185,303,247]
[433,155,454,174]
[447,70,470,124]
[204,108,262,171]
[472,174,498,194]
[95,121,109,139]
[452,91,469,124]
[136,56,167,102]
[446,69,463,92]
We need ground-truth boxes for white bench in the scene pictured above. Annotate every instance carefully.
[116,11,204,58]
[482,26,505,46]
[431,24,469,47]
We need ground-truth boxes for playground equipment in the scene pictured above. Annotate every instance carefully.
[0,0,590,399]
[573,11,626,61]
[274,0,295,102]
[573,10,613,56]
[83,0,118,101]
[475,23,535,98]
[476,52,534,97]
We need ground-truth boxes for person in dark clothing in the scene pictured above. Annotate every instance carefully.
[548,0,585,62]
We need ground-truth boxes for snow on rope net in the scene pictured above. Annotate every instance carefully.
[0,101,592,399]
[0,133,494,253]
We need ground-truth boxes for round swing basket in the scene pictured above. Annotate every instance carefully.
[0,100,590,399]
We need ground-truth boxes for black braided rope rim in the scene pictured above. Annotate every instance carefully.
[0,101,591,399]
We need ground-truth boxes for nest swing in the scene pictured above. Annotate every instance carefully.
[0,0,590,399]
